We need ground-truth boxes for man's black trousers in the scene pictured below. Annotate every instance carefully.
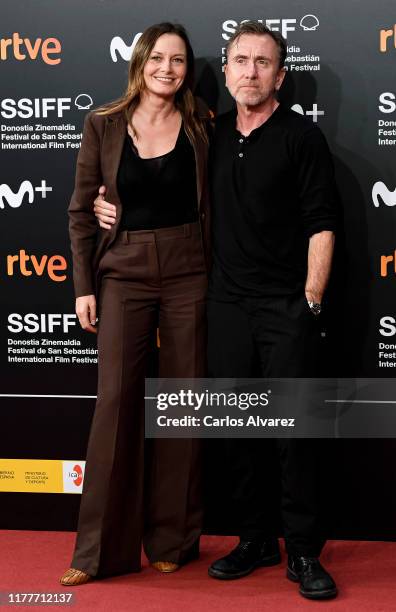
[207,290,326,556]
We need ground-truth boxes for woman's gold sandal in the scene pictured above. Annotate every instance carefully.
[60,568,92,586]
[151,561,180,573]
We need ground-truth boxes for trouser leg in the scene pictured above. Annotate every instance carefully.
[206,293,326,552]
[143,255,207,563]
[206,298,281,538]
[71,278,157,577]
[143,437,202,564]
[249,292,325,555]
[276,438,325,556]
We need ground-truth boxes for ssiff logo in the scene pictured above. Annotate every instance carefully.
[1,95,93,119]
[380,317,396,336]
[222,15,320,40]
[299,15,319,31]
[378,92,396,113]
[0,33,61,65]
[62,461,85,494]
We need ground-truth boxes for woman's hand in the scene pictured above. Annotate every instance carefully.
[76,295,97,334]
[94,185,117,229]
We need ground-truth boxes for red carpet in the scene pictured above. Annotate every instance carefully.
[1,532,395,611]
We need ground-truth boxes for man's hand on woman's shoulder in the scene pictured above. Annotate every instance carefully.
[94,185,117,229]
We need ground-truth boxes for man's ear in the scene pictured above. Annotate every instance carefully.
[275,67,286,91]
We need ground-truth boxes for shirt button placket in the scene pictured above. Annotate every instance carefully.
[238,137,244,158]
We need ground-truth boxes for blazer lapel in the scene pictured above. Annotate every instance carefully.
[102,111,127,207]
[192,135,206,210]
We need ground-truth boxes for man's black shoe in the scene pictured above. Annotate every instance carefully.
[287,555,337,599]
[208,538,281,580]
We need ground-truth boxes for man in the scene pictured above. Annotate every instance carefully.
[93,22,338,600]
[205,22,338,600]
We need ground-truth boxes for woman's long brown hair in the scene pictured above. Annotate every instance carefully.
[96,22,208,145]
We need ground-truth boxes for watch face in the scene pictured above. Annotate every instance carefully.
[308,302,322,316]
[312,304,322,315]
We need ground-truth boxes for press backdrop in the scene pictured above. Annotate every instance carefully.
[1,0,396,539]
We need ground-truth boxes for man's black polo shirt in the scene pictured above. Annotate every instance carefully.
[209,104,338,299]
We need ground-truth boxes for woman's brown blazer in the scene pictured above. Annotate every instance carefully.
[68,107,211,298]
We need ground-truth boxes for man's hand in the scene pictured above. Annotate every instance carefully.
[94,185,117,229]
[76,295,97,334]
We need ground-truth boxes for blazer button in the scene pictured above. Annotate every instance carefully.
[201,212,205,220]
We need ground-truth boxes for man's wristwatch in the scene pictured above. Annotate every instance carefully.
[307,301,322,316]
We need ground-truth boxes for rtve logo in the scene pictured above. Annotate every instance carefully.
[380,251,396,277]
[372,182,396,208]
[6,251,67,282]
[0,33,61,65]
[380,25,396,52]
[110,33,142,62]
[0,180,52,210]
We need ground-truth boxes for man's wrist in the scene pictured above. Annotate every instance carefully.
[305,290,322,304]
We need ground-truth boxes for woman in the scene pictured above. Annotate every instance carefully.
[60,22,211,586]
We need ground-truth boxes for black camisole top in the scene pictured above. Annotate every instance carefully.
[117,124,198,231]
